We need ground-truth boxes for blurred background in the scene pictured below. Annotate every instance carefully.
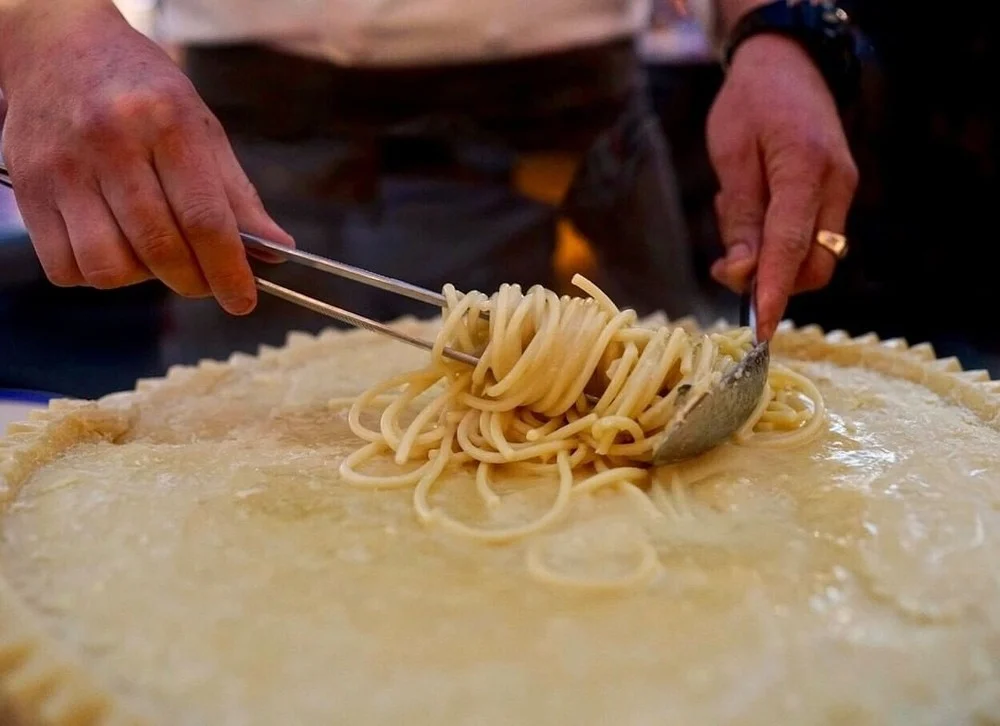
[1,0,997,398]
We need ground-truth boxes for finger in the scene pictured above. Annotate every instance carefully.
[709,144,766,293]
[153,125,256,314]
[14,181,83,286]
[756,176,823,341]
[794,214,840,294]
[711,181,766,292]
[101,161,211,298]
[795,160,857,292]
[56,184,152,289]
[213,136,295,265]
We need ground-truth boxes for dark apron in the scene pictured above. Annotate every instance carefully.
[164,41,705,365]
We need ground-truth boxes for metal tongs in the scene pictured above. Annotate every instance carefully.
[0,163,766,463]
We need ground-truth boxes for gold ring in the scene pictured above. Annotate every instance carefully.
[815,230,848,260]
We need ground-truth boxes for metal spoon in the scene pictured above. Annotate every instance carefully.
[651,282,770,465]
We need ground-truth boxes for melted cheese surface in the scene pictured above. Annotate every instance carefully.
[3,325,1000,725]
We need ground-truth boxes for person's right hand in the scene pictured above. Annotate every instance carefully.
[0,2,294,314]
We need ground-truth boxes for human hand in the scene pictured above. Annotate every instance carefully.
[0,3,293,314]
[706,34,858,340]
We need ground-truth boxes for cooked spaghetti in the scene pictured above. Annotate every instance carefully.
[339,275,825,587]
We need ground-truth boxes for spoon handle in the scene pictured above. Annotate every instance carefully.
[739,278,759,343]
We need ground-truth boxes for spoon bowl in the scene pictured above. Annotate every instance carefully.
[651,340,769,465]
[651,283,768,466]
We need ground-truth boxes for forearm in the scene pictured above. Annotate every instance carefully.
[0,0,118,87]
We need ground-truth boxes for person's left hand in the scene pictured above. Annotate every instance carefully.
[706,34,858,340]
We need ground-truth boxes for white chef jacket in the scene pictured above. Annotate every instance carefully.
[156,0,715,66]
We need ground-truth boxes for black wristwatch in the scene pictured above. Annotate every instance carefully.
[722,0,863,111]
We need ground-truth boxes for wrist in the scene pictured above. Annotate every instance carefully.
[720,0,863,110]
[727,30,812,67]
[0,0,118,90]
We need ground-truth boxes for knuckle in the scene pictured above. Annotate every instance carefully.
[769,221,814,256]
[46,152,84,185]
[770,134,827,177]
[73,105,122,144]
[110,87,181,129]
[796,133,830,165]
[133,227,187,267]
[205,265,251,296]
[722,195,763,227]
[202,114,228,141]
[239,175,264,207]
[77,85,190,143]
[710,140,752,170]
[178,196,230,238]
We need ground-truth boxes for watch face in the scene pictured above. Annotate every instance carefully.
[825,7,850,25]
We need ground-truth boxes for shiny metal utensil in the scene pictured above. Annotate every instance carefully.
[241,235,476,366]
[651,282,770,466]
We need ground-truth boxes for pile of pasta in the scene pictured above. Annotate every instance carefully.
[339,275,825,583]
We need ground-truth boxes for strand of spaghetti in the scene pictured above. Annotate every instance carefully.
[415,451,574,543]
[591,416,647,453]
[433,288,480,362]
[736,365,825,448]
[593,342,639,412]
[536,300,604,414]
[543,307,637,415]
[606,329,672,420]
[327,394,394,409]
[455,411,576,463]
[476,463,501,508]
[509,444,592,474]
[618,481,667,521]
[526,537,661,590]
[380,376,441,455]
[484,410,516,460]
[393,374,469,464]
[481,287,559,400]
[409,426,458,508]
[526,413,597,443]
[573,467,648,497]
[348,369,440,442]
[340,443,441,489]
[572,274,620,315]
